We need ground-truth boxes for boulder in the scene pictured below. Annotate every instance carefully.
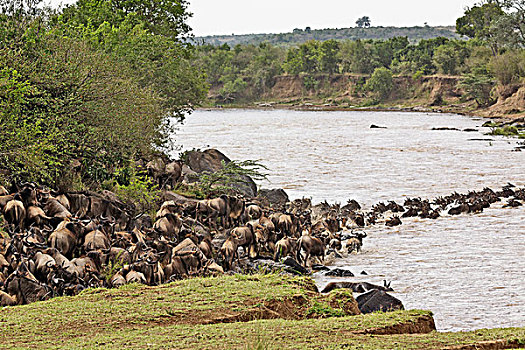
[325,268,354,277]
[356,289,404,314]
[185,149,257,197]
[258,188,289,207]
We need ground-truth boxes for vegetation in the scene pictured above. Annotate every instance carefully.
[0,0,207,190]
[195,1,525,112]
[196,25,461,47]
[0,274,523,349]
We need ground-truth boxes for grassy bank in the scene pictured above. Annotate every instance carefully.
[0,274,523,349]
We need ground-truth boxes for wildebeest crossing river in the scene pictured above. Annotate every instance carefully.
[175,109,525,331]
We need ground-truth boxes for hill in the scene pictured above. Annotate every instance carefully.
[195,26,462,47]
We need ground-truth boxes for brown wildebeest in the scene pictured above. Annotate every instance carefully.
[153,213,182,239]
[66,193,90,218]
[297,234,325,267]
[228,196,245,227]
[277,214,294,236]
[0,195,14,212]
[0,290,17,306]
[219,236,238,271]
[83,229,111,252]
[273,236,297,261]
[245,204,262,221]
[5,263,50,304]
[48,220,84,258]
[4,195,26,232]
[44,197,72,219]
[26,206,52,228]
[346,231,367,254]
[231,224,257,259]
[18,183,38,207]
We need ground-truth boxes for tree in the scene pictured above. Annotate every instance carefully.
[456,2,505,55]
[492,0,525,48]
[458,66,495,106]
[433,44,461,75]
[59,0,207,121]
[318,40,340,74]
[339,40,375,74]
[366,67,394,100]
[0,0,205,188]
[356,16,371,28]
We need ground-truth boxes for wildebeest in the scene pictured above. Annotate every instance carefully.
[230,224,257,259]
[219,236,238,271]
[48,220,84,258]
[4,195,26,232]
[321,280,394,293]
[272,236,296,262]
[296,234,325,267]
[346,231,367,254]
[153,213,182,240]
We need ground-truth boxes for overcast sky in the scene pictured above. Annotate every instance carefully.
[48,0,480,36]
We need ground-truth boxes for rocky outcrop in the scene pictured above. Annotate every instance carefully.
[184,149,258,197]
[257,188,289,207]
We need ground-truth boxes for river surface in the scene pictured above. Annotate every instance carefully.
[174,109,525,332]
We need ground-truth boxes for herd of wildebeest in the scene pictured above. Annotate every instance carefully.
[0,175,523,308]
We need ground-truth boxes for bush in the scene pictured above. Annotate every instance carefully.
[489,50,525,85]
[458,66,496,107]
[0,1,206,190]
[366,67,394,100]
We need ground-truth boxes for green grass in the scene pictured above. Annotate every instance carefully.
[0,274,523,349]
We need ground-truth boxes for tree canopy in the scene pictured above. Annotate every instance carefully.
[0,0,207,189]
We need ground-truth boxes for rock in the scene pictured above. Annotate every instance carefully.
[185,149,257,197]
[258,188,289,207]
[325,268,354,277]
[356,289,404,314]
[360,270,368,275]
[370,124,387,129]
[432,127,460,131]
[181,164,199,184]
[282,256,309,275]
[161,191,199,206]
[311,264,330,271]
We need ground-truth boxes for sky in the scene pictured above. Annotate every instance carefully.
[48,0,480,37]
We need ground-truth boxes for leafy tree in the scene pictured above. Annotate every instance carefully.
[59,0,207,121]
[458,66,495,106]
[0,0,205,188]
[318,40,340,74]
[339,40,375,74]
[456,2,505,55]
[356,16,371,28]
[488,50,525,85]
[433,41,469,75]
[366,67,394,99]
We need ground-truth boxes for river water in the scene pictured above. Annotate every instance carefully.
[174,109,525,332]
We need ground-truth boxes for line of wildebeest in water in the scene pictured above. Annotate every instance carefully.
[0,180,523,307]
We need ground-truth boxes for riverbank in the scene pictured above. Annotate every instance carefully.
[205,74,525,122]
[1,274,523,349]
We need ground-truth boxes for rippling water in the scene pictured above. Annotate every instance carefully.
[174,109,525,331]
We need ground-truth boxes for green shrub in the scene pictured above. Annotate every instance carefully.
[365,67,394,100]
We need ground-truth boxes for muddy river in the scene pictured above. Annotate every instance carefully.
[174,109,525,332]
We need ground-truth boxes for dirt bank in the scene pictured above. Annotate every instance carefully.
[208,74,525,121]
